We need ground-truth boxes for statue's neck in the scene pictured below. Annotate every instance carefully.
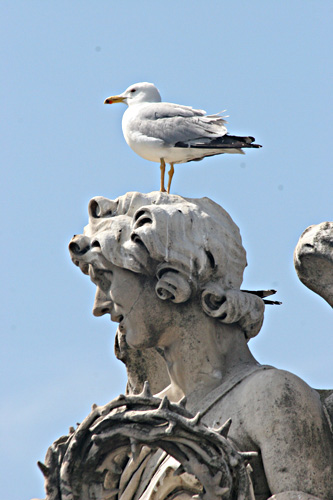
[160,318,258,404]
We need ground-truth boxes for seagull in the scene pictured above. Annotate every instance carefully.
[104,82,261,193]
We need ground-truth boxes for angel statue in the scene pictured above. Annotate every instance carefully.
[38,191,333,500]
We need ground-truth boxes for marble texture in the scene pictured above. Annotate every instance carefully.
[294,221,333,307]
[37,192,333,500]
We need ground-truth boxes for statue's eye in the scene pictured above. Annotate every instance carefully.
[130,88,136,93]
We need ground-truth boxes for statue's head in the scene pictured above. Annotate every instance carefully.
[69,192,265,340]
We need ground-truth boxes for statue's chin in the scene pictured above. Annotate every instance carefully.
[123,328,151,350]
[125,336,157,350]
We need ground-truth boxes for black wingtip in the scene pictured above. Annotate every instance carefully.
[241,289,282,305]
[242,289,276,298]
[246,136,262,148]
[174,135,262,150]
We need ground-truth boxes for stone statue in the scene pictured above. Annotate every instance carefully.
[38,192,333,500]
[294,221,333,307]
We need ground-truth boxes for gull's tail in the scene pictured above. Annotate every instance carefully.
[215,135,262,149]
[174,135,262,162]
[175,135,262,153]
[184,135,261,149]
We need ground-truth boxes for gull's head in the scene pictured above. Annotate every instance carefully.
[104,82,161,106]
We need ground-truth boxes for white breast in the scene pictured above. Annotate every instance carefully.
[122,105,166,163]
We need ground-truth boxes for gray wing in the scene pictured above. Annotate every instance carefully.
[135,102,228,146]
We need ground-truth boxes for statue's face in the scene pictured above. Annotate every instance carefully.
[90,264,180,349]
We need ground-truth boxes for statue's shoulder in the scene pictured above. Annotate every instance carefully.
[214,366,325,435]
[203,366,322,433]
[221,366,333,468]
[236,367,333,445]
[247,365,313,388]
[242,366,322,412]
[204,366,321,421]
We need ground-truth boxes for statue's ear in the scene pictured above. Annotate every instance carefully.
[201,284,230,320]
[201,284,265,339]
[155,265,194,303]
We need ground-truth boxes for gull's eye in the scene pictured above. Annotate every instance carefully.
[130,88,136,93]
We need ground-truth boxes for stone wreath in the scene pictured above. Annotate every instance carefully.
[38,382,256,500]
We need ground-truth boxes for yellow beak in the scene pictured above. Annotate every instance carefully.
[104,95,126,104]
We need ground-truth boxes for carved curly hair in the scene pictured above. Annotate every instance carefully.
[69,191,265,338]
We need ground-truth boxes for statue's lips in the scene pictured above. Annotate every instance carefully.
[111,312,124,324]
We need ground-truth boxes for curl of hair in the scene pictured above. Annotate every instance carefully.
[88,197,119,219]
[155,265,194,303]
[72,193,266,337]
[201,284,265,339]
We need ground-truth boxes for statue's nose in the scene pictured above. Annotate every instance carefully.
[92,302,112,317]
[92,288,112,317]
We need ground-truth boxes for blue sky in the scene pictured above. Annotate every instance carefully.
[1,2,332,499]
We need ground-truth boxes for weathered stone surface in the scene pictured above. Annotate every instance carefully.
[38,192,333,500]
[114,328,170,395]
[38,390,256,500]
[269,493,322,500]
[294,221,333,307]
